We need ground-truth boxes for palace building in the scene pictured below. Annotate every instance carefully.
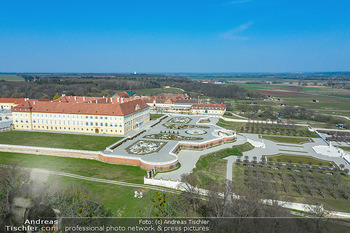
[12,96,150,135]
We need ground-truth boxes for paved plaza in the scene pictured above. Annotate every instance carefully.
[101,114,237,167]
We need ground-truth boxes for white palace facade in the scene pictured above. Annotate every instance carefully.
[12,96,150,135]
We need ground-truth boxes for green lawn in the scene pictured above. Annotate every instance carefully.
[193,142,254,185]
[48,175,154,216]
[223,113,246,119]
[262,135,313,144]
[0,74,24,81]
[150,114,164,120]
[265,154,333,166]
[0,152,145,183]
[0,131,122,151]
[340,146,350,152]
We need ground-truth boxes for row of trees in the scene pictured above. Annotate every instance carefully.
[137,173,335,232]
[0,78,161,99]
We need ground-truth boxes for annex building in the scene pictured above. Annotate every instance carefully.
[0,98,49,110]
[142,94,226,117]
[12,96,150,135]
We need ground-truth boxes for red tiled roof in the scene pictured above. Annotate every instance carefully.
[0,98,26,104]
[13,98,149,116]
[115,92,128,97]
[0,98,50,104]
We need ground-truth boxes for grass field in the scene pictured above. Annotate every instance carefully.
[150,114,164,120]
[265,154,333,166]
[47,175,154,216]
[233,82,350,118]
[0,74,24,81]
[340,146,350,152]
[0,152,145,183]
[0,131,122,151]
[301,86,350,98]
[226,83,270,90]
[193,142,254,185]
[262,135,313,144]
[279,95,350,112]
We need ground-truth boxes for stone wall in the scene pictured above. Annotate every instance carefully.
[98,153,179,171]
[0,144,98,160]
[171,135,236,154]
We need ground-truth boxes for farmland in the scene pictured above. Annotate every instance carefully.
[0,74,23,81]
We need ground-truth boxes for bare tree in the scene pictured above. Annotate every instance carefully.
[181,173,201,212]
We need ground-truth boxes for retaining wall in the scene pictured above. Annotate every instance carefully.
[98,153,179,171]
[0,144,99,159]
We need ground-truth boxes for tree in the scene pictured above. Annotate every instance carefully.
[340,164,345,170]
[277,159,281,165]
[253,156,257,164]
[181,173,200,212]
[53,93,61,100]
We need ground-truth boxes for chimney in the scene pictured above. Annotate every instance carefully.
[69,96,71,99]
[83,96,85,101]
[96,100,98,104]
[74,96,77,100]
[103,96,105,98]
[110,97,112,102]
[117,98,119,103]
[121,98,124,103]
[33,101,35,105]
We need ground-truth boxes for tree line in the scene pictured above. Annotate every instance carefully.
[0,75,258,100]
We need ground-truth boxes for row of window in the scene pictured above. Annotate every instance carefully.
[15,125,123,133]
[14,112,149,122]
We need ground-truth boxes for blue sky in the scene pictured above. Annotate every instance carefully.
[0,0,349,73]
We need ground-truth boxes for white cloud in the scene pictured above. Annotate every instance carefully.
[220,22,253,40]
